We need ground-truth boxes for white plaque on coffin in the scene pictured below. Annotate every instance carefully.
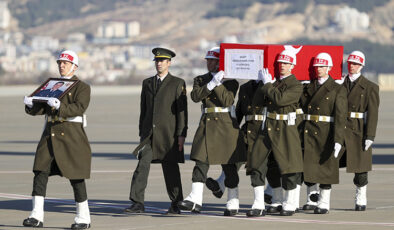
[224,49,263,80]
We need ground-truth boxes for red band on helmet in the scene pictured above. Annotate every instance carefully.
[206,51,220,58]
[278,54,293,63]
[59,53,74,62]
[348,54,363,63]
[313,58,328,66]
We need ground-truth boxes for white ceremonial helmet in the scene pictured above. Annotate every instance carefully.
[205,47,220,59]
[313,52,333,67]
[277,49,297,65]
[57,50,79,66]
[347,50,365,66]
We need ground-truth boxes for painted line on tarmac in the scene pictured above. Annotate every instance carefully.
[1,193,394,227]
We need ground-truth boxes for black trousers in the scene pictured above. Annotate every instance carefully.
[354,172,368,187]
[32,169,87,203]
[129,143,183,205]
[192,161,239,189]
[304,182,332,190]
[250,151,301,190]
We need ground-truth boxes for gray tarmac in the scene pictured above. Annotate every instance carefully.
[0,86,394,230]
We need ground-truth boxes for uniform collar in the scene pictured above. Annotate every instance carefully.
[156,73,168,81]
[279,74,291,80]
[318,76,329,85]
[348,72,361,82]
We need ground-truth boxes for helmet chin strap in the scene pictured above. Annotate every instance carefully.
[64,63,75,77]
[356,66,363,74]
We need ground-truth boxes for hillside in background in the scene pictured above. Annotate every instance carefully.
[3,0,394,74]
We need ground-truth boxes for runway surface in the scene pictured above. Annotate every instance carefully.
[1,86,393,230]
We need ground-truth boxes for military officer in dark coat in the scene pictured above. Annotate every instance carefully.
[23,50,92,229]
[178,47,246,216]
[339,51,379,211]
[248,49,303,216]
[300,52,347,214]
[124,47,188,215]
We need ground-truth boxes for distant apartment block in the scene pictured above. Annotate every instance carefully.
[97,21,140,38]
[0,1,10,29]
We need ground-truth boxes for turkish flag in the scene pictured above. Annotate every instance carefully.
[219,43,343,80]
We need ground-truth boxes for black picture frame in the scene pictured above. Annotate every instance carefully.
[30,78,79,102]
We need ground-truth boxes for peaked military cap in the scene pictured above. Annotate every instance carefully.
[152,47,176,60]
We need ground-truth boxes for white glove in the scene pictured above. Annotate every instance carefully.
[260,68,275,84]
[24,96,33,108]
[335,75,345,85]
[207,71,225,90]
[47,97,61,110]
[334,142,341,158]
[365,139,373,151]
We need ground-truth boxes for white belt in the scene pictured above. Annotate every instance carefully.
[305,114,334,122]
[47,114,87,127]
[349,112,365,119]
[203,106,236,118]
[246,114,266,121]
[204,107,231,113]
[267,112,288,120]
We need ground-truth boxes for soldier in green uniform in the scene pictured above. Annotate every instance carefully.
[247,49,303,216]
[23,50,92,229]
[236,79,283,216]
[178,47,246,216]
[124,48,188,215]
[300,52,347,214]
[339,51,379,211]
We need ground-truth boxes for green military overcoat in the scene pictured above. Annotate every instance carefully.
[26,76,92,179]
[248,75,303,175]
[133,73,188,163]
[301,77,347,184]
[190,73,246,165]
[235,80,265,157]
[341,75,379,173]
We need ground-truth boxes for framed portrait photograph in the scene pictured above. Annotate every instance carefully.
[30,78,79,102]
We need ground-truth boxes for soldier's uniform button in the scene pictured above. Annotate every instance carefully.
[52,120,55,123]
[243,96,246,98]
[269,102,272,105]
[61,132,64,136]
[153,124,156,128]
[248,106,251,109]
[207,97,210,100]
[361,94,363,97]
[304,93,308,96]
[344,126,347,129]
[317,107,320,110]
[214,97,217,100]
[276,128,280,131]
[268,128,271,131]
[255,106,259,109]
[214,117,218,120]
[326,97,329,100]
[247,130,251,133]
[352,105,355,108]
[207,118,210,121]
[314,131,318,135]
[51,133,55,137]
[305,130,308,133]
[69,93,72,96]
[308,105,312,109]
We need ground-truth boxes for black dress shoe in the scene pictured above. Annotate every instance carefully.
[71,223,91,229]
[264,194,272,204]
[165,203,181,215]
[206,178,223,199]
[280,210,295,216]
[302,204,317,210]
[23,217,43,227]
[177,200,202,213]
[314,207,329,214]
[355,205,366,211]
[224,209,238,216]
[124,203,145,213]
[246,209,266,217]
[266,205,282,213]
